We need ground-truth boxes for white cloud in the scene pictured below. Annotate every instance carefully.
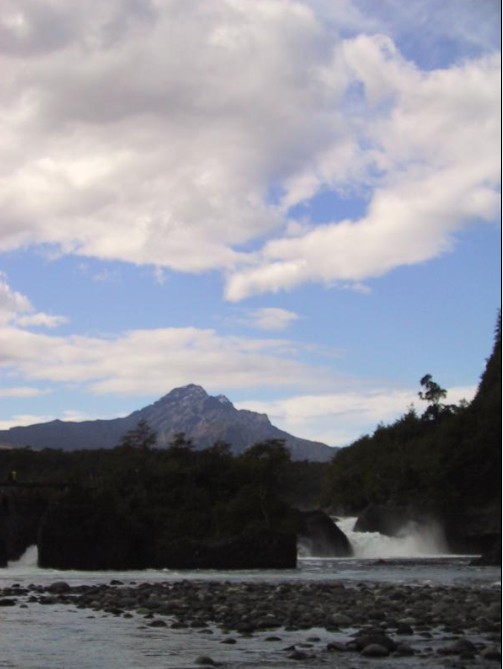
[0,274,31,323]
[246,307,300,331]
[225,44,501,300]
[0,273,67,328]
[0,408,120,431]
[0,1,499,299]
[0,386,48,398]
[0,322,331,397]
[0,414,54,431]
[237,384,477,446]
[0,0,348,273]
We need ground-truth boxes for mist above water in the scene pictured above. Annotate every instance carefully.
[335,517,449,559]
[7,545,38,570]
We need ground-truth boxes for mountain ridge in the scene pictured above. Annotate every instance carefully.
[0,384,336,462]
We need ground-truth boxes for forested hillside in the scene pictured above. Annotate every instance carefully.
[321,314,501,552]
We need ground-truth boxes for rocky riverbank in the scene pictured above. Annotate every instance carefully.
[0,579,500,666]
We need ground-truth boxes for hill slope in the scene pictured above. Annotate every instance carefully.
[0,384,336,462]
[322,314,501,552]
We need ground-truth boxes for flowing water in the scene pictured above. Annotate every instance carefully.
[0,521,500,669]
[335,516,449,558]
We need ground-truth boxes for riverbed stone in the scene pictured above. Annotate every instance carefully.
[1,575,500,669]
[0,597,16,606]
[480,646,502,661]
[361,643,390,657]
[331,612,352,626]
[47,581,71,593]
[194,656,217,666]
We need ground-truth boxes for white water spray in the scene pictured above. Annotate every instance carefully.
[7,545,39,570]
[336,517,449,558]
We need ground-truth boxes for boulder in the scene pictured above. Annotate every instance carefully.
[354,504,422,537]
[38,499,146,570]
[298,510,353,557]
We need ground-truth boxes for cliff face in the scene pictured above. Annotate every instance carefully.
[0,385,335,462]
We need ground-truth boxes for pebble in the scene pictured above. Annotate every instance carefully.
[194,656,217,666]
[361,642,390,657]
[0,579,500,667]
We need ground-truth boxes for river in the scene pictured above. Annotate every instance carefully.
[0,520,500,668]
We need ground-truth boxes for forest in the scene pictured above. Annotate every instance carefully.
[0,314,500,567]
[321,314,501,552]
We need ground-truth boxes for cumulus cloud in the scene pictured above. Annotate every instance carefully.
[0,1,500,298]
[237,384,477,446]
[0,0,347,272]
[0,273,66,328]
[225,43,501,299]
[246,307,300,331]
[0,322,330,397]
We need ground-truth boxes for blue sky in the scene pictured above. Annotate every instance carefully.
[0,0,500,448]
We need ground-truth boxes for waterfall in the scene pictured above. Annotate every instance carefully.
[7,545,39,569]
[335,517,449,558]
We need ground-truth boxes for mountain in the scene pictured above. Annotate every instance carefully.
[0,384,336,462]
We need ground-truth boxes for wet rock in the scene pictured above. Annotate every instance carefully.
[287,649,310,660]
[439,638,477,656]
[481,646,502,661]
[47,581,71,594]
[361,643,390,657]
[194,656,218,666]
[394,642,416,656]
[354,632,397,653]
[331,612,352,626]
[354,504,425,536]
[298,510,353,557]
[148,619,167,627]
[0,598,16,606]
[395,622,414,634]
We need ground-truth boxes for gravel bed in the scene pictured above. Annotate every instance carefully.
[1,579,500,667]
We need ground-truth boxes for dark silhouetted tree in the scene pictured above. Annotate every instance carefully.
[119,419,157,450]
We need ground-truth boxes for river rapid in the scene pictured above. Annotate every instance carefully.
[0,520,500,669]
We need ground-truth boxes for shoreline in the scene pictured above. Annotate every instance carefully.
[1,578,500,666]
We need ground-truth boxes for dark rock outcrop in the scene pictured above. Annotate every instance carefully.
[353,504,421,537]
[38,500,146,570]
[37,494,297,570]
[298,510,353,557]
[149,531,297,570]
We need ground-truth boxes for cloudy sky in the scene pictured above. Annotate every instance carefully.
[0,0,500,448]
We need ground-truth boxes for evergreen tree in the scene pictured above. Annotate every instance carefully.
[119,419,157,450]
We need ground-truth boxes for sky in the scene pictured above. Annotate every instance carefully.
[0,0,500,449]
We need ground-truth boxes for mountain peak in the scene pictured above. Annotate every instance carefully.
[0,384,336,461]
[160,384,208,402]
[173,383,207,395]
